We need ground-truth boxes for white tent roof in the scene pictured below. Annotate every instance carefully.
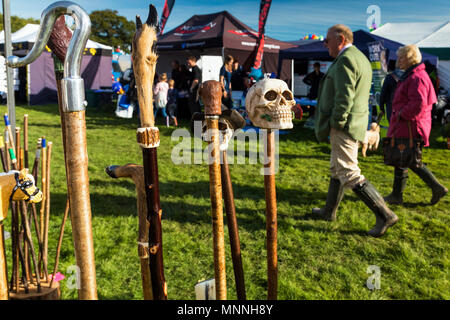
[0,23,112,50]
[372,21,450,48]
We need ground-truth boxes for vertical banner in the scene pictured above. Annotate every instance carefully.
[159,0,175,35]
[249,0,272,80]
[367,41,388,107]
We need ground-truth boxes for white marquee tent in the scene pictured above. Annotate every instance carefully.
[372,21,450,91]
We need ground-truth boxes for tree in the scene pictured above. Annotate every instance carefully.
[89,9,135,53]
[0,14,40,33]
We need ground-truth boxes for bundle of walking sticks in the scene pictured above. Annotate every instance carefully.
[1,113,56,296]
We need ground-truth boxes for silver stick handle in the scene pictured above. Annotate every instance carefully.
[6,1,91,112]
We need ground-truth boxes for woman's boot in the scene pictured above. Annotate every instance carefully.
[410,165,448,205]
[384,167,408,205]
[312,177,344,221]
[352,180,398,237]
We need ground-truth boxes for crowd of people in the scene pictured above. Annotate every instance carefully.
[148,55,249,127]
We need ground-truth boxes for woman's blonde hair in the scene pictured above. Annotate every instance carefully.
[159,73,168,82]
[397,44,422,68]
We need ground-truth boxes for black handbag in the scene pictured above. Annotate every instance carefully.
[382,120,424,168]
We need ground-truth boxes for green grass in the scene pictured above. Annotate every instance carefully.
[1,103,449,300]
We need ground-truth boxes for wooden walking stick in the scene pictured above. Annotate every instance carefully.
[191,110,247,299]
[245,78,295,299]
[105,164,153,300]
[38,137,47,277]
[132,4,167,300]
[23,115,29,169]
[221,146,246,300]
[198,80,227,300]
[42,142,52,281]
[8,1,98,299]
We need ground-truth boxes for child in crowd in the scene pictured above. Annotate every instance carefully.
[154,73,169,126]
[167,79,178,126]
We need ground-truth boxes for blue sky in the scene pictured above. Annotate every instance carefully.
[9,0,450,41]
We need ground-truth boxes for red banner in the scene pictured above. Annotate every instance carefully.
[253,0,272,70]
[159,0,175,35]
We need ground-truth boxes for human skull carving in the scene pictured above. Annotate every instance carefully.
[245,78,295,129]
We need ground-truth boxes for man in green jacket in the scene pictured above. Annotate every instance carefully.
[312,24,398,237]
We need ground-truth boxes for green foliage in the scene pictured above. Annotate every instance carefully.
[89,9,135,53]
[0,14,40,33]
[1,104,448,300]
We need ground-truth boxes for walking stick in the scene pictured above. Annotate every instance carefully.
[244,78,295,299]
[47,14,72,290]
[191,110,247,299]
[132,4,167,300]
[23,115,29,169]
[105,164,153,300]
[198,80,227,300]
[7,1,98,299]
[221,151,246,300]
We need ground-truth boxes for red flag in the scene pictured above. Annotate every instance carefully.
[159,0,175,35]
[253,0,272,70]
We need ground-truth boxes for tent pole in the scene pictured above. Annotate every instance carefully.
[2,0,16,142]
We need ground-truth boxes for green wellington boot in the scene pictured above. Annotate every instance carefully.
[384,167,409,205]
[411,165,448,205]
[353,180,398,237]
[312,178,345,221]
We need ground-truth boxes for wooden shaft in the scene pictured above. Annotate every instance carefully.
[50,75,72,289]
[221,151,246,300]
[9,202,19,292]
[23,115,29,169]
[0,222,9,299]
[264,129,278,300]
[42,142,52,281]
[49,198,69,288]
[20,201,41,292]
[15,128,20,169]
[0,137,7,172]
[63,111,97,300]
[38,138,46,276]
[17,232,29,293]
[142,148,166,300]
[206,117,227,300]
[4,132,11,171]
[40,138,46,242]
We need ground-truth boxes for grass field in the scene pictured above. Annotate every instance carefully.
[1,103,449,300]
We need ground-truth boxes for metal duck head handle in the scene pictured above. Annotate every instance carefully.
[6,1,91,113]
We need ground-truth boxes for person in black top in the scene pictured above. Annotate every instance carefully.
[231,58,246,91]
[171,60,185,91]
[303,62,324,100]
[186,56,202,115]
[379,62,401,123]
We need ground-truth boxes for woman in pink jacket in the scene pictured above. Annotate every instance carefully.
[385,45,448,205]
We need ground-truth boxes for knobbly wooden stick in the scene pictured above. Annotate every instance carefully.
[133,5,167,300]
[48,13,98,299]
[199,80,227,300]
[221,151,246,300]
[23,115,29,169]
[38,137,46,276]
[264,129,278,300]
[42,141,52,281]
[105,164,153,300]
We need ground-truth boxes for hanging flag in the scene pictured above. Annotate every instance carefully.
[252,0,272,74]
[159,0,176,35]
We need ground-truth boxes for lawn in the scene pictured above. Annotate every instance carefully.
[1,103,449,300]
